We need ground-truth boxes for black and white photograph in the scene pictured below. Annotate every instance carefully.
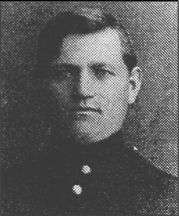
[0,2,178,216]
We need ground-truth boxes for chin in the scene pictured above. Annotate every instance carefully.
[69,118,124,144]
[69,121,97,144]
[70,125,111,145]
[70,126,95,145]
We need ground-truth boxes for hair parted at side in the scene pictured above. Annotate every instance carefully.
[36,6,137,78]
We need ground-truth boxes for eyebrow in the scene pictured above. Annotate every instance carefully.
[90,63,106,68]
[52,61,75,67]
[52,62,80,70]
[53,60,116,71]
[89,62,116,71]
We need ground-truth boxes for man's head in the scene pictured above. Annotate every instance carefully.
[36,7,142,144]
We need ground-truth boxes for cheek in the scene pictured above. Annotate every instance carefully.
[100,80,129,112]
[49,81,71,105]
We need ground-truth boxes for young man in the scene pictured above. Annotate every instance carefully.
[3,7,177,216]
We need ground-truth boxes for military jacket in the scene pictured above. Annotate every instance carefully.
[1,133,177,216]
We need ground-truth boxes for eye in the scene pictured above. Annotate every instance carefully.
[49,64,74,80]
[93,67,114,79]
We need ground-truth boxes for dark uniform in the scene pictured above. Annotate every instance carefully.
[2,132,177,216]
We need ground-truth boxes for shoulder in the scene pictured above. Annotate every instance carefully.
[154,175,178,216]
[139,172,178,216]
[124,149,178,215]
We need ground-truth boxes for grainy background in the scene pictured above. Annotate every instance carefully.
[0,1,178,176]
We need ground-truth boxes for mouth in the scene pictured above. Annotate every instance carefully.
[71,107,102,114]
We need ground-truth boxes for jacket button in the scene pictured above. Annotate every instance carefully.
[133,146,138,151]
[81,165,91,174]
[72,184,82,195]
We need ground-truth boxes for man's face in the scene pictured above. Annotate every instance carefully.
[47,28,131,143]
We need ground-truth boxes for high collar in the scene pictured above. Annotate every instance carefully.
[78,131,126,159]
[55,131,133,166]
[35,130,135,172]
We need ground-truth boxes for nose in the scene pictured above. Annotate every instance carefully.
[73,67,94,101]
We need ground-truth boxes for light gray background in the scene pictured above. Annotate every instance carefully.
[1,2,178,176]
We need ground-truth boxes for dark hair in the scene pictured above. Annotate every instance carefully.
[4,7,138,165]
[35,6,137,79]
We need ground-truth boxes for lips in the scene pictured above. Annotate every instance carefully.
[72,106,101,114]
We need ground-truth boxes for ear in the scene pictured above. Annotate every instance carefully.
[128,66,142,104]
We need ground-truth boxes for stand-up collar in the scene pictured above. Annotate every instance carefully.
[78,131,127,161]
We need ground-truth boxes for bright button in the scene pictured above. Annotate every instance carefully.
[81,165,91,174]
[134,146,138,151]
[72,184,82,195]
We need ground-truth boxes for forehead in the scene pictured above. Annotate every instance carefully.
[59,28,124,65]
